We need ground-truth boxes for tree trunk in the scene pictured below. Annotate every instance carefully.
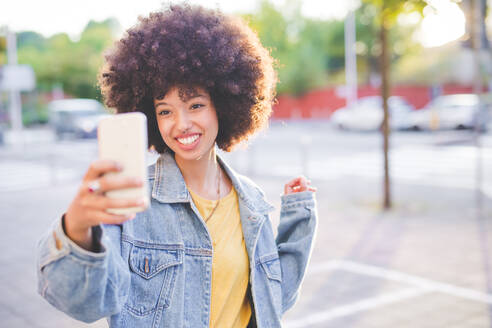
[381,9,391,210]
[460,0,489,49]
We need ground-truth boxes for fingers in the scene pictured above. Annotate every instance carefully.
[284,176,304,194]
[84,160,123,181]
[284,176,317,195]
[85,209,136,225]
[67,164,144,234]
[65,198,139,235]
[81,193,145,211]
[83,175,143,195]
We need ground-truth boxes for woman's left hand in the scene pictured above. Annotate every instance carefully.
[284,176,317,195]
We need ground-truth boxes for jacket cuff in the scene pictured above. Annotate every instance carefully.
[281,190,316,208]
[52,215,108,262]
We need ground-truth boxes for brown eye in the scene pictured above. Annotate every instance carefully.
[158,110,171,116]
[190,104,204,110]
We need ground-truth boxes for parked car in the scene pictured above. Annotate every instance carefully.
[330,96,415,131]
[409,94,490,131]
[48,99,109,139]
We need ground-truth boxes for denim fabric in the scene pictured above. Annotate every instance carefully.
[36,152,318,327]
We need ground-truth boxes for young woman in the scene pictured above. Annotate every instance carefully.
[37,4,317,327]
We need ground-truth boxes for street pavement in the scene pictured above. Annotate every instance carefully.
[1,122,491,327]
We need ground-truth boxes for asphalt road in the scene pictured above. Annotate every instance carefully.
[2,122,491,195]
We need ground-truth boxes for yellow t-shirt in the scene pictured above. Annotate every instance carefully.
[188,187,252,328]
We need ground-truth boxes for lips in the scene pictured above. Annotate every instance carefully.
[175,133,201,150]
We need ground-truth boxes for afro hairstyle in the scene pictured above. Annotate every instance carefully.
[99,3,277,153]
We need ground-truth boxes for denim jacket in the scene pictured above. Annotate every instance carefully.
[36,152,318,327]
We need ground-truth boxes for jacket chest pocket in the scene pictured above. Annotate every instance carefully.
[125,244,183,316]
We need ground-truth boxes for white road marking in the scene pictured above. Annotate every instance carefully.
[283,259,492,327]
[319,260,492,304]
[283,287,431,328]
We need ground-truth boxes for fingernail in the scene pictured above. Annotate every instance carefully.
[115,162,123,170]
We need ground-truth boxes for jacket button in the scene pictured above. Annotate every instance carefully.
[53,231,62,250]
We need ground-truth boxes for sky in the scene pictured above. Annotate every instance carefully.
[2,0,464,48]
[2,0,356,38]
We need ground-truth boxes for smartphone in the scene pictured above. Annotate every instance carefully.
[97,112,150,215]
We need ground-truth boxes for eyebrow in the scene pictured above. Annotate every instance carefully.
[154,94,208,107]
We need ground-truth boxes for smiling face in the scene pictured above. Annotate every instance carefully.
[154,86,219,162]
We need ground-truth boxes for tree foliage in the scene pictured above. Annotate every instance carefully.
[2,2,426,99]
[363,0,427,24]
[15,18,120,100]
[244,0,423,95]
[244,0,330,95]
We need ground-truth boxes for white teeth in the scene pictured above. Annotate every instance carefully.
[177,134,199,145]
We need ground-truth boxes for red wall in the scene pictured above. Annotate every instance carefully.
[272,84,482,119]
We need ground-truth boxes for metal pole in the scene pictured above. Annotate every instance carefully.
[344,10,358,109]
[6,30,23,147]
[472,0,483,218]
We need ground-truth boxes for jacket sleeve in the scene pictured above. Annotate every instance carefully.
[275,190,318,314]
[36,216,130,323]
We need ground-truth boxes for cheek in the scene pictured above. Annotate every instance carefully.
[208,112,219,137]
[156,119,172,141]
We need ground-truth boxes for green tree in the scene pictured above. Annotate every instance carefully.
[17,31,46,51]
[13,19,118,124]
[361,0,428,210]
[245,0,336,94]
[0,26,8,65]
[0,36,6,65]
[356,3,422,84]
[17,18,119,100]
[244,0,422,95]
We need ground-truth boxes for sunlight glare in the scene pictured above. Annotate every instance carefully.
[417,0,465,47]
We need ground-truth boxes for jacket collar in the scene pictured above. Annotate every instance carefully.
[151,151,275,215]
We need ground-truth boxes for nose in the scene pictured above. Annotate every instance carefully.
[176,108,192,132]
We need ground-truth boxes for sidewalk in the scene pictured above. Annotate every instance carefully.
[1,173,491,327]
[277,176,492,327]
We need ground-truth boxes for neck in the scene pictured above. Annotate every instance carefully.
[175,147,220,198]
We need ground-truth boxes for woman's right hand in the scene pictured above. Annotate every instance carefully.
[64,160,145,250]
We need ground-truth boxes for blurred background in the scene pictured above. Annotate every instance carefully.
[1,0,492,327]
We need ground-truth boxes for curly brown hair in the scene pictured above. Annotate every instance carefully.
[99,3,277,153]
